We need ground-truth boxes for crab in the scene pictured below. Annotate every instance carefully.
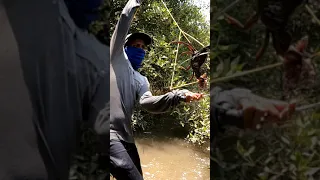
[170,41,210,88]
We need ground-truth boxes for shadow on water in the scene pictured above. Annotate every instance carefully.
[132,119,210,180]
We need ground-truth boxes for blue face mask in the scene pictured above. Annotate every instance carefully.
[125,46,146,70]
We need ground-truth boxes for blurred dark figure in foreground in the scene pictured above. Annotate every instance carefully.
[0,0,109,179]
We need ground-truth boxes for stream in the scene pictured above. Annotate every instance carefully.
[135,135,210,180]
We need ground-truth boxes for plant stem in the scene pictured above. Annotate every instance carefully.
[211,62,282,84]
[305,5,320,26]
[170,31,182,90]
[212,0,243,23]
[160,0,205,47]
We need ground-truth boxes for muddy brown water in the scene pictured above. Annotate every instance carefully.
[110,119,210,180]
[135,136,210,180]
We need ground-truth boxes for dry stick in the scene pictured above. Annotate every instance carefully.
[211,62,283,83]
[182,30,206,47]
[173,51,320,89]
[179,58,192,65]
[170,31,182,90]
[160,0,191,43]
[171,80,199,90]
[305,5,320,26]
[296,102,320,111]
[212,0,242,23]
[171,62,283,89]
[160,0,205,47]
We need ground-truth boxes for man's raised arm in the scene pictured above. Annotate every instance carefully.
[110,0,142,60]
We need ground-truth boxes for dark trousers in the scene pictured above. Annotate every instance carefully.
[1,0,109,179]
[110,139,143,180]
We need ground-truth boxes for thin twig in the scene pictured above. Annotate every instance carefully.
[160,0,205,47]
[212,50,320,84]
[181,30,206,47]
[212,0,243,24]
[160,0,191,44]
[173,51,320,89]
[211,62,283,84]
[170,31,182,90]
[296,101,320,111]
[216,33,221,48]
[305,5,320,26]
[171,62,282,89]
[171,80,199,89]
[179,58,192,65]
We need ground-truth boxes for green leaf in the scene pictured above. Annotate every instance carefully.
[215,58,224,77]
[305,167,320,176]
[281,136,290,145]
[222,58,231,76]
[218,44,239,52]
[244,146,255,157]
[230,56,240,70]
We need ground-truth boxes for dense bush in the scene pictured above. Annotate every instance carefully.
[211,0,320,179]
[110,0,210,145]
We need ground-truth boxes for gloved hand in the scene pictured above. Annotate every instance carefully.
[212,87,296,130]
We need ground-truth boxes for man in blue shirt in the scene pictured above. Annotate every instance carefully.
[0,0,109,179]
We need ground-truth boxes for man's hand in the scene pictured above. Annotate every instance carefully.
[185,91,204,102]
[212,88,296,130]
[239,95,296,129]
